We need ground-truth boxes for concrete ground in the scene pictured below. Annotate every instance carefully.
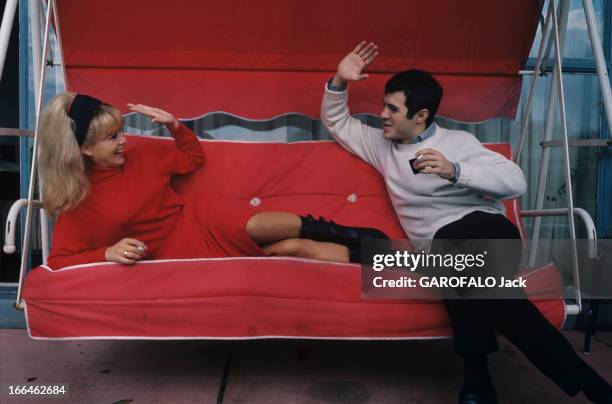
[0,330,610,404]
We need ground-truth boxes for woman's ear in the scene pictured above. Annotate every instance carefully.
[81,145,93,157]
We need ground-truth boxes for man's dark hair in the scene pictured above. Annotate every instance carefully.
[384,69,443,127]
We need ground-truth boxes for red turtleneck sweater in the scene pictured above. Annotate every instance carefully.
[47,124,261,269]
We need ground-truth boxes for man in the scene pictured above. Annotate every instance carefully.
[321,41,612,404]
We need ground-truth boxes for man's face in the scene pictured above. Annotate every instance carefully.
[380,91,417,142]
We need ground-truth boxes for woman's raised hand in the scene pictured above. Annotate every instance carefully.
[105,238,148,265]
[127,103,180,130]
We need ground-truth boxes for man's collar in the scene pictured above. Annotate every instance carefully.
[393,123,437,147]
[411,123,437,144]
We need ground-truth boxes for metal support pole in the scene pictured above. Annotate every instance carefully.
[528,72,561,266]
[28,0,51,265]
[0,0,18,83]
[583,0,612,138]
[34,0,69,264]
[551,0,582,311]
[51,0,66,88]
[528,0,570,267]
[29,0,41,98]
[16,0,55,306]
[516,1,554,163]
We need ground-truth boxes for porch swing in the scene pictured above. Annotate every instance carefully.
[1,0,609,343]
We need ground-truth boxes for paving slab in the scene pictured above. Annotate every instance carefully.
[0,330,610,404]
[222,332,612,404]
[0,331,229,404]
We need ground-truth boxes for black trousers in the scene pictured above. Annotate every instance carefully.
[433,211,593,396]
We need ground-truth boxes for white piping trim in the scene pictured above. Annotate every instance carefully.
[43,247,555,274]
[25,335,453,341]
[40,255,359,273]
[519,262,556,279]
[24,301,33,339]
[513,199,526,240]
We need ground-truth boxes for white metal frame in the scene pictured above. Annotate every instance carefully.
[0,0,18,83]
[2,0,611,314]
[515,0,612,314]
[14,0,55,306]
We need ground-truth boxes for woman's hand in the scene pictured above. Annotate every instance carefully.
[105,238,148,265]
[127,103,180,130]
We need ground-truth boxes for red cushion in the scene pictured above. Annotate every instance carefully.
[23,138,563,339]
[23,259,563,338]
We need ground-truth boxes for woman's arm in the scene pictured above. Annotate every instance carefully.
[47,214,148,269]
[128,103,205,175]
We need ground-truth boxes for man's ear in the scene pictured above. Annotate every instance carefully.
[414,108,429,124]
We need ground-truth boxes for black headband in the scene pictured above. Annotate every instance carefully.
[67,94,102,146]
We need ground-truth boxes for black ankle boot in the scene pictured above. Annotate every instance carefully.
[299,215,389,263]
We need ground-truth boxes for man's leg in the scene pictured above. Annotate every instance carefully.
[433,211,522,401]
[492,298,611,401]
[436,211,611,402]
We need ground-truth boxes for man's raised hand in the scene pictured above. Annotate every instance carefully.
[333,41,379,87]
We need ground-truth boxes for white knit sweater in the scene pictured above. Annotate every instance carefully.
[321,85,527,242]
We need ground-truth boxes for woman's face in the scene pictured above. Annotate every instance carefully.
[81,129,127,168]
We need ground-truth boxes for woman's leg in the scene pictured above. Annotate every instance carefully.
[246,212,302,245]
[262,238,349,263]
[246,211,388,243]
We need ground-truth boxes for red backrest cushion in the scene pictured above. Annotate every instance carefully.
[125,136,523,239]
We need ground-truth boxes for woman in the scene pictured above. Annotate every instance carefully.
[39,93,387,269]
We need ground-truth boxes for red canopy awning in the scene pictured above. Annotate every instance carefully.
[55,0,542,122]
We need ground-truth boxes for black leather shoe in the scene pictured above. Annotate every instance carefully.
[458,388,498,404]
[299,215,389,263]
[299,215,388,244]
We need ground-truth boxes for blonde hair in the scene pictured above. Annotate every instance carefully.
[38,92,122,214]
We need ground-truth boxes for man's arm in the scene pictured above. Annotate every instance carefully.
[414,135,526,199]
[453,136,527,199]
[321,42,384,169]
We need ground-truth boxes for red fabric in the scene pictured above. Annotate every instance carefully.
[55,0,541,121]
[47,124,213,269]
[25,137,564,339]
[48,138,518,271]
[481,143,526,236]
[48,133,408,270]
[23,260,563,338]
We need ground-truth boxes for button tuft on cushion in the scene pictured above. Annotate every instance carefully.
[250,197,261,207]
[347,193,358,203]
